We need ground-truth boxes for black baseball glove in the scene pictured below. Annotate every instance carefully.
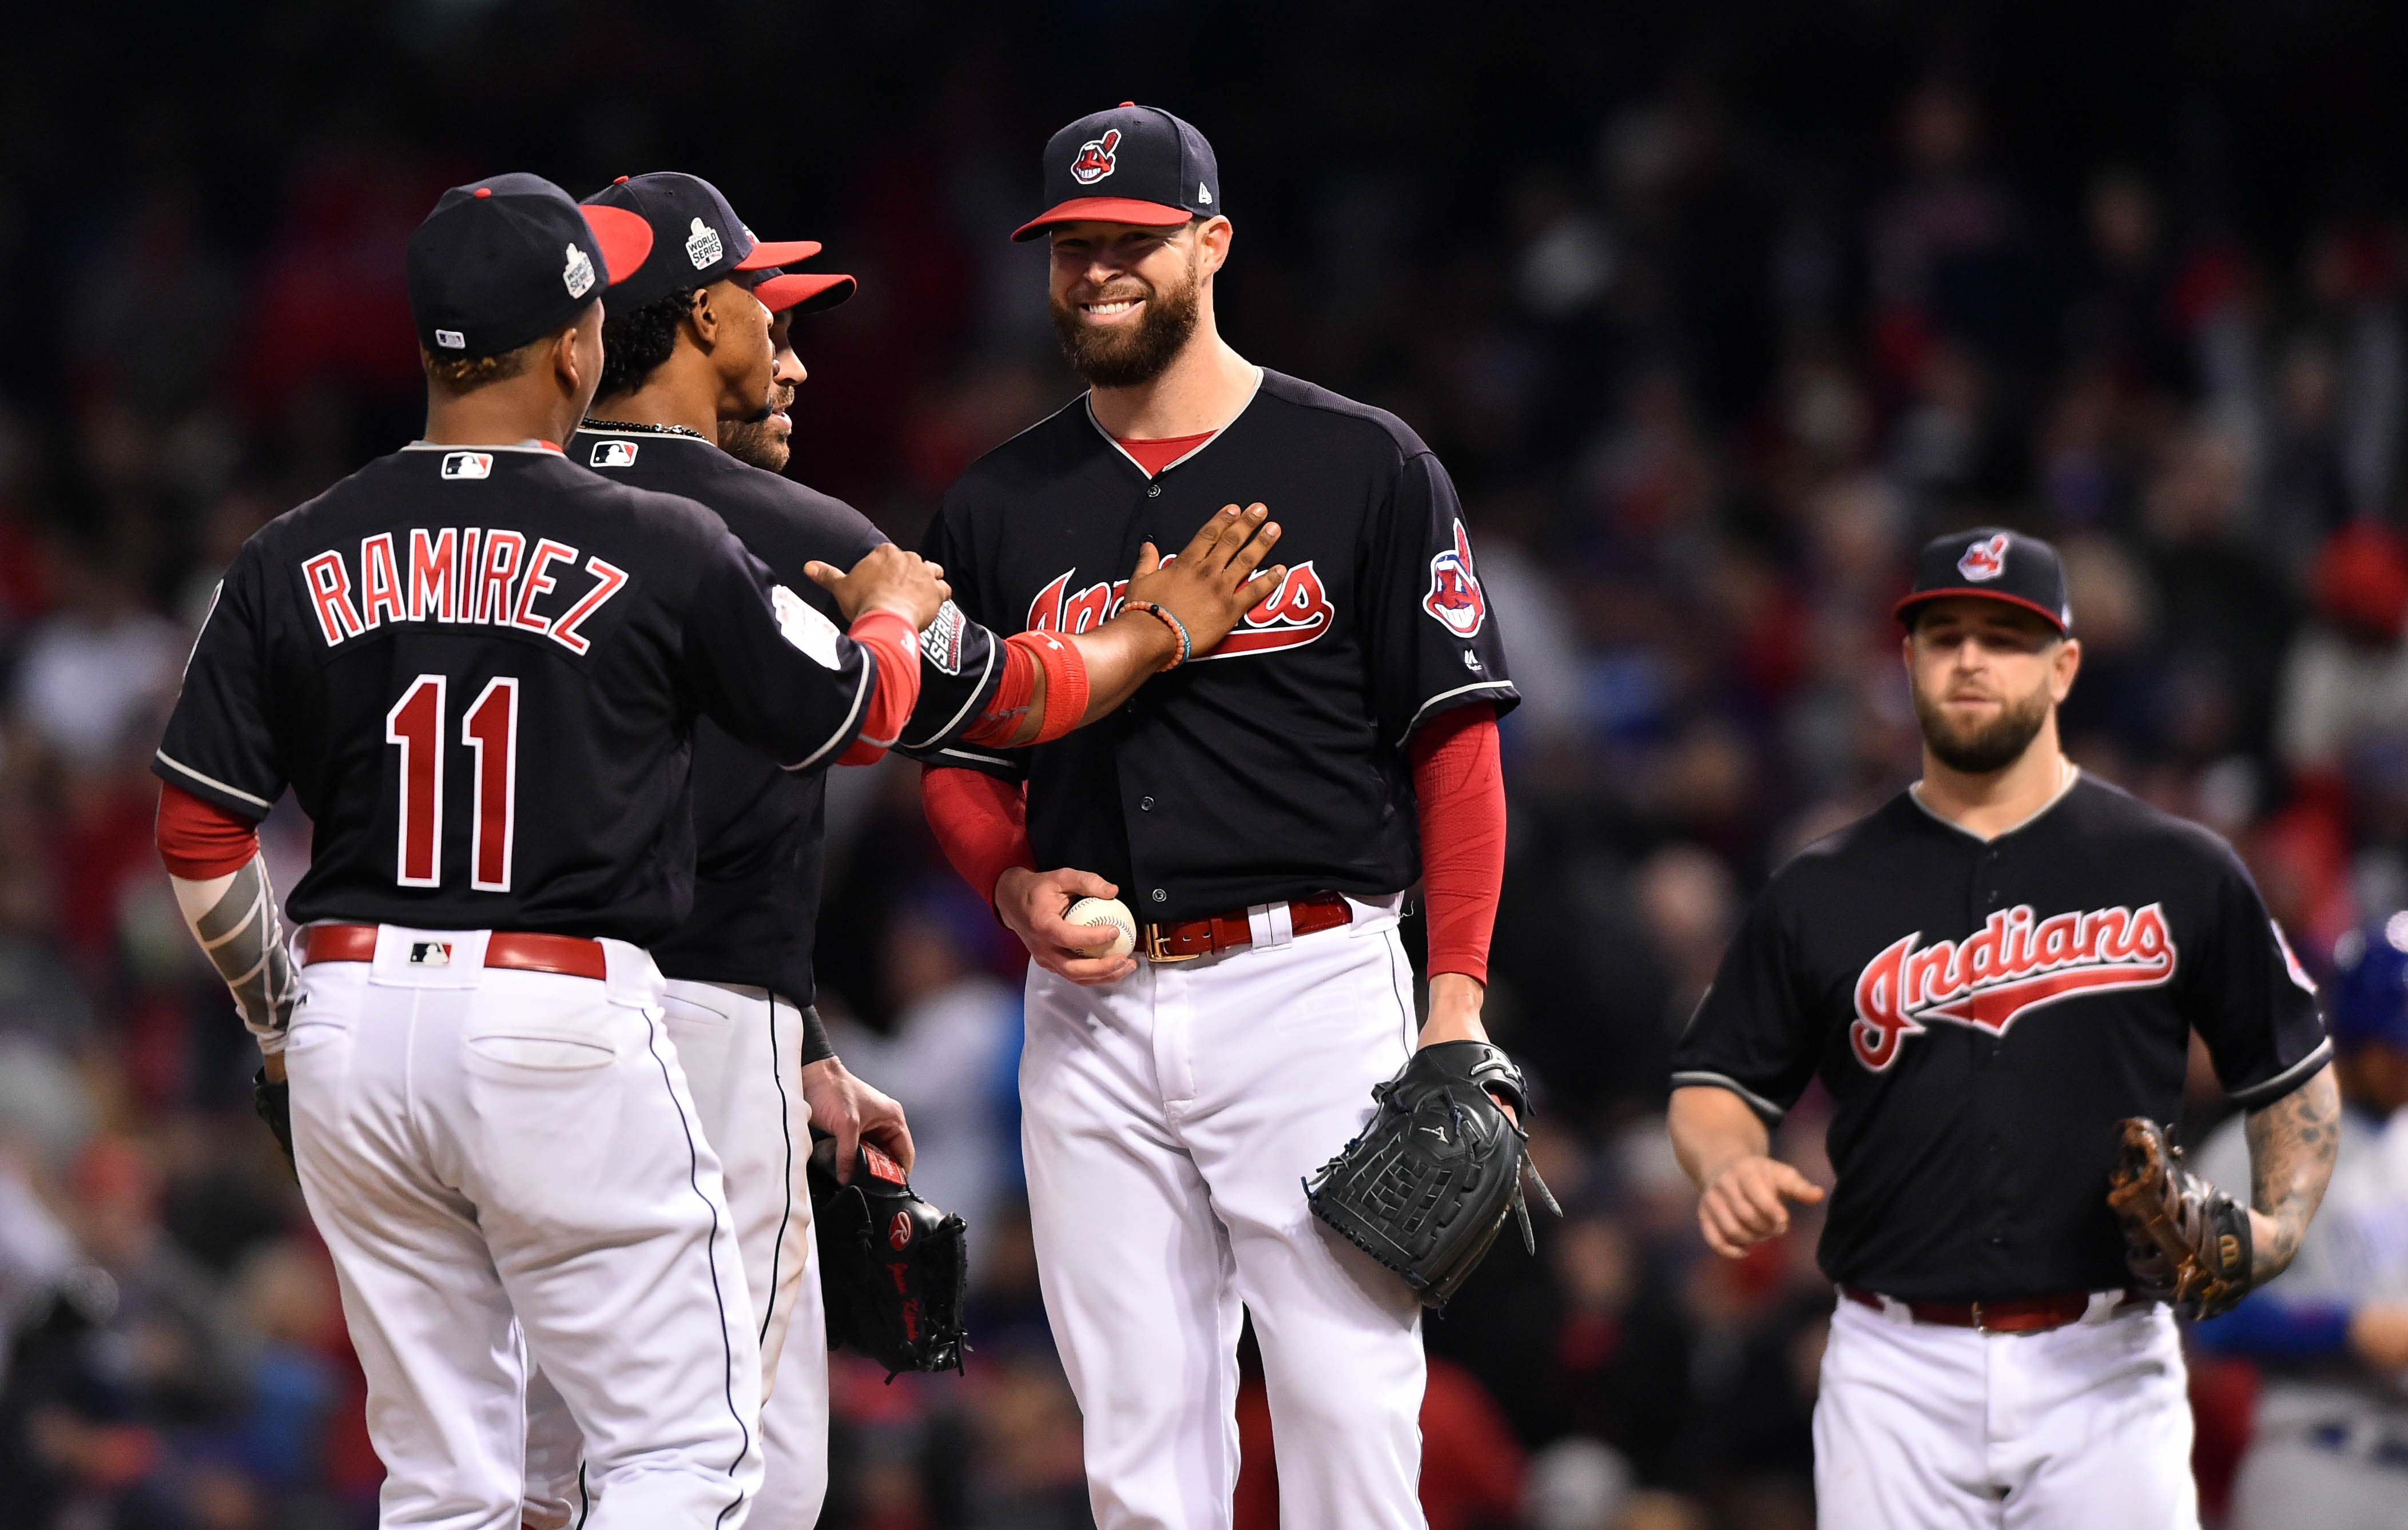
[809,1136,968,1380]
[2106,1116,2255,1321]
[1305,1040,1559,1308]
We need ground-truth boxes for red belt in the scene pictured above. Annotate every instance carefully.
[303,923,609,981]
[1141,892,1353,963]
[1841,1284,2143,1334]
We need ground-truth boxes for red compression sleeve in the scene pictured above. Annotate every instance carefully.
[157,782,261,879]
[1409,705,1504,985]
[921,765,1035,908]
[964,630,1090,747]
[836,608,924,766]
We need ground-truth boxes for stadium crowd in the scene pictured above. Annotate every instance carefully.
[2,5,2403,1527]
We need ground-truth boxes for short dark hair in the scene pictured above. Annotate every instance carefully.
[596,287,697,401]
[419,341,534,392]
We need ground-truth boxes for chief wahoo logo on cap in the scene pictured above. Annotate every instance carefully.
[1071,129,1121,185]
[1957,533,2009,582]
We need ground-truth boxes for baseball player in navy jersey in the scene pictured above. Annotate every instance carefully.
[149,173,953,1530]
[518,170,1296,1530]
[1667,527,2340,1528]
[919,105,1520,1529]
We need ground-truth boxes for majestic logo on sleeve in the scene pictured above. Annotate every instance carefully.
[1848,903,2179,1071]
[1070,129,1121,185]
[1026,561,1334,658]
[1957,533,2010,582]
[1422,520,1487,638]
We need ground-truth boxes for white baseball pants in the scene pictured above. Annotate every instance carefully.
[1814,1291,2198,1529]
[523,980,831,1529]
[285,927,761,1530]
[1021,895,1428,1530]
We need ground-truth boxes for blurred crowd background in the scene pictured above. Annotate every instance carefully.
[5,1,2408,1526]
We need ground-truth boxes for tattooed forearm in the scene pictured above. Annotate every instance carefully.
[2243,1063,2341,1281]
[169,857,299,1052]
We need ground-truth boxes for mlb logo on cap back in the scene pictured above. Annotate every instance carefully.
[1014,103,1222,241]
[1896,527,2072,634]
[406,172,654,362]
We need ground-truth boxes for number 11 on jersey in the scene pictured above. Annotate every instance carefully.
[386,674,519,892]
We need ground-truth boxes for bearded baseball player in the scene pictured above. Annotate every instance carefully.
[1667,527,2341,1528]
[919,104,1519,1529]
[519,170,1294,1529]
[150,174,952,1530]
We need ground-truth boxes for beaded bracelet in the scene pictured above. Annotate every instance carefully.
[1124,599,1193,669]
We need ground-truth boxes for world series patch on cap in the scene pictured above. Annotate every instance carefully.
[406,173,654,361]
[582,172,825,311]
[1012,102,1221,241]
[1894,527,2073,634]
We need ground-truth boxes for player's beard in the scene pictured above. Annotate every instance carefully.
[1913,674,2053,774]
[722,383,794,472]
[1052,258,1202,389]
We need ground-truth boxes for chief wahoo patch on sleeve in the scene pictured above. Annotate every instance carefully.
[1422,520,1487,638]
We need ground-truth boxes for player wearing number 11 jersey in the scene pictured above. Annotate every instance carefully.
[149,173,949,1530]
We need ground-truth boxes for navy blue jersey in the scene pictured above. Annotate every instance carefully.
[573,426,1002,1003]
[156,441,884,944]
[923,369,1517,919]
[1671,774,2331,1300]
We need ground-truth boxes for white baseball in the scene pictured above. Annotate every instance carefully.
[1065,896,1137,960]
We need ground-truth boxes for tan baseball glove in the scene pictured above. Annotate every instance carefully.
[2105,1116,2254,1321]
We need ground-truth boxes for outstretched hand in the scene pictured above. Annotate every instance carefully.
[1124,503,1285,658]
[804,543,951,630]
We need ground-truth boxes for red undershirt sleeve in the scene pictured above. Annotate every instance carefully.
[157,781,263,879]
[836,607,924,766]
[1409,705,1504,985]
[963,630,1091,747]
[921,765,1035,909]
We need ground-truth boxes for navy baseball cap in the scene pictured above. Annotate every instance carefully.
[1011,102,1221,242]
[408,173,654,360]
[2331,915,2408,1055]
[582,172,823,311]
[1894,527,2073,634]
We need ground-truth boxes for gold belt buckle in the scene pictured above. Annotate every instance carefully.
[1969,1301,1988,1332]
[1142,923,1204,964]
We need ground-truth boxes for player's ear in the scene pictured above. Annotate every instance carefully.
[686,284,722,349]
[2051,635,2083,702]
[555,304,601,396]
[1198,215,1233,277]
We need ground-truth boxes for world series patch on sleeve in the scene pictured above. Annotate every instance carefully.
[808,1138,969,1379]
